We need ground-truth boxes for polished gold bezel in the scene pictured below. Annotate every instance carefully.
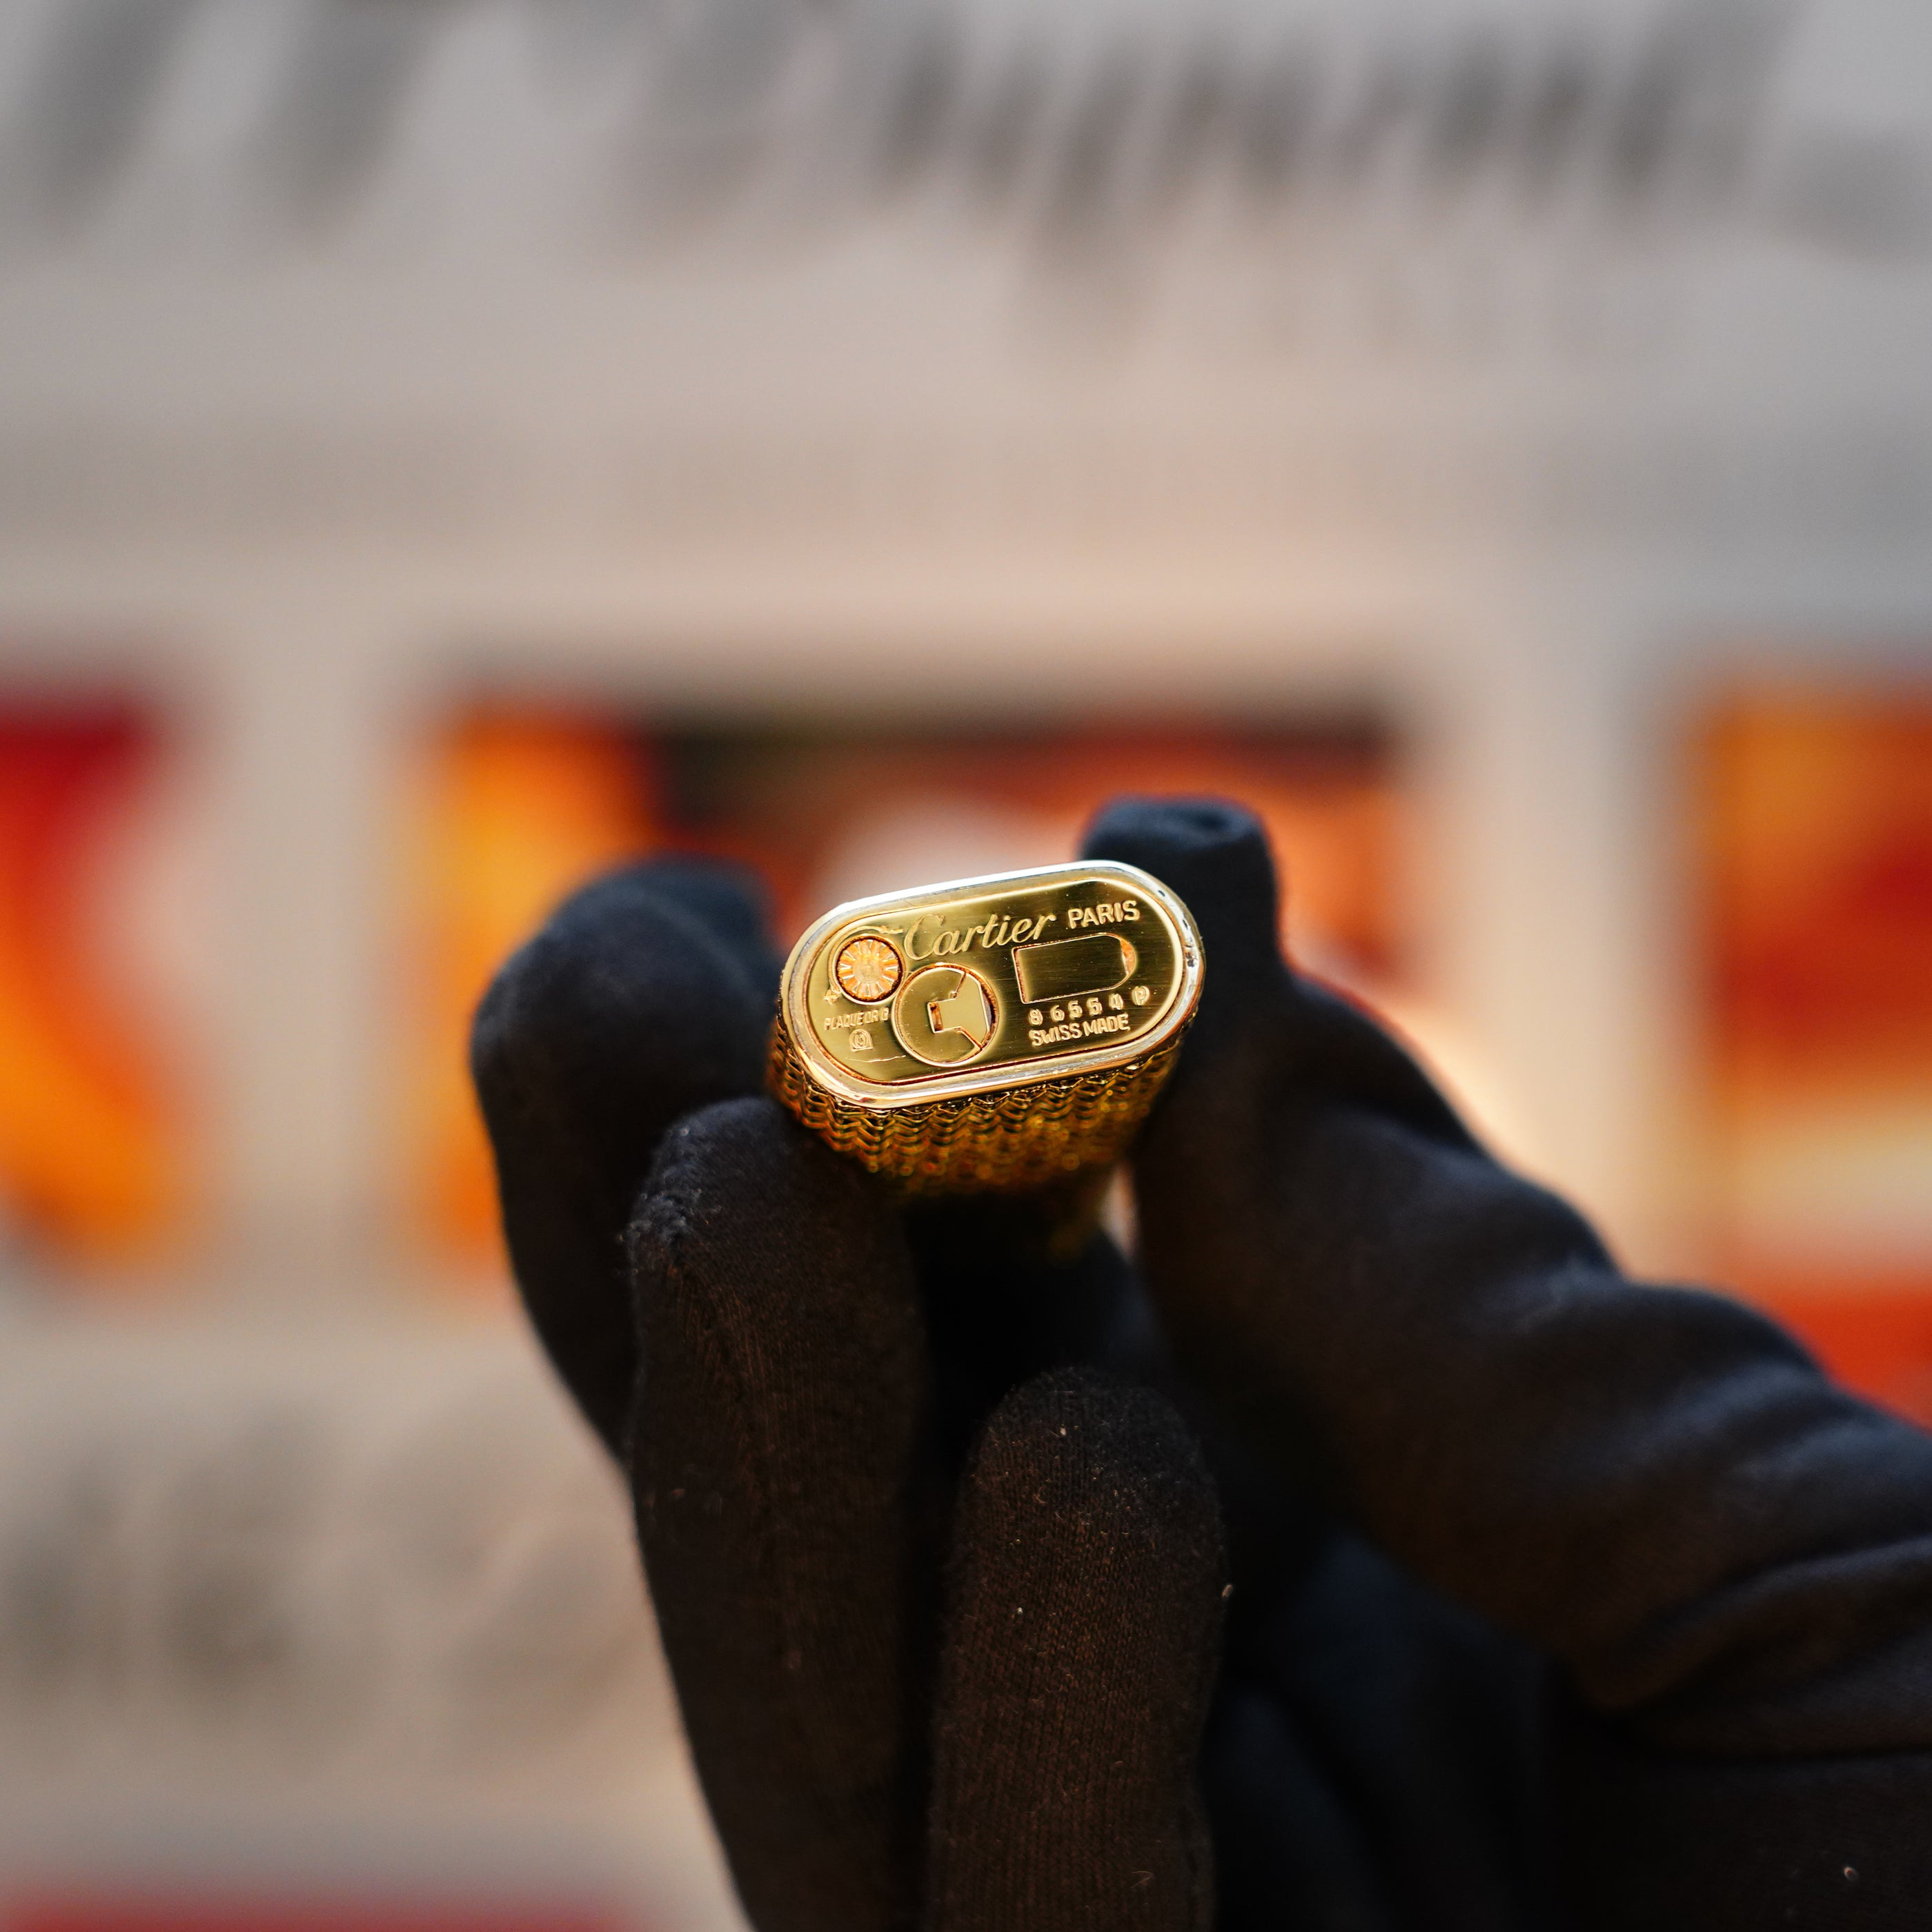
[776,859,1203,1114]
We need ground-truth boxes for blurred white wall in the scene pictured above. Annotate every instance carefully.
[5,0,1930,1273]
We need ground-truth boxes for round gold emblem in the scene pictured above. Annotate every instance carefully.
[834,934,903,1003]
[894,964,999,1067]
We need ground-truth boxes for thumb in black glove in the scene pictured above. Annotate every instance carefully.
[1085,796,1932,1931]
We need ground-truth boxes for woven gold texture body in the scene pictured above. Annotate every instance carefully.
[768,1012,1182,1194]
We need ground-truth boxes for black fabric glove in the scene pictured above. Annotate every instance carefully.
[473,801,1932,1932]
[1084,798,1932,1931]
[474,858,1225,1932]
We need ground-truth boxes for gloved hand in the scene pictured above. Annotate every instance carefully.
[473,801,1932,1932]
[1085,800,1932,1931]
[471,853,1227,1932]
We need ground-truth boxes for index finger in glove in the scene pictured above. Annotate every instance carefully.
[471,858,780,1452]
[472,851,1158,1466]
[631,1095,934,1932]
[927,1370,1227,1932]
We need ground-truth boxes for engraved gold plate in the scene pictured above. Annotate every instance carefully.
[768,860,1203,1193]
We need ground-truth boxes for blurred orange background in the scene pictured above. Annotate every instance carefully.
[0,704,193,1264]
[1699,693,1932,1418]
[399,707,1405,1268]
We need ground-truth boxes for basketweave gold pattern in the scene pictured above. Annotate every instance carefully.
[767,860,1202,1194]
[767,1013,1185,1192]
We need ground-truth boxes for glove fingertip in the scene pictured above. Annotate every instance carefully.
[967,1369,1225,1570]
[929,1370,1225,1932]
[471,860,779,1455]
[631,1094,918,1345]
[1081,796,1286,1015]
[611,853,785,1003]
[627,1095,931,1932]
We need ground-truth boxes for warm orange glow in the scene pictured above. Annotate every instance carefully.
[1697,688,1932,1421]
[1738,1273,1932,1426]
[399,709,658,1268]
[1702,693,1932,1106]
[0,707,189,1265]
[655,724,1404,976]
[406,711,1403,1281]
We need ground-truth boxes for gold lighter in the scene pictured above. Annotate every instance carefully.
[768,860,1203,1194]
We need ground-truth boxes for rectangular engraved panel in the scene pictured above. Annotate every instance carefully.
[1012,932,1138,1005]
